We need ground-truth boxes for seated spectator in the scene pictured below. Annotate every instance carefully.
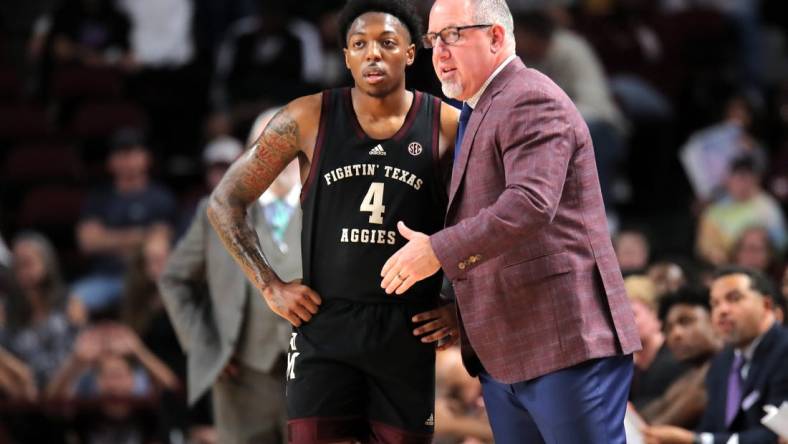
[639,287,722,428]
[680,95,767,204]
[73,129,176,314]
[47,322,178,399]
[648,261,688,296]
[177,134,244,236]
[615,229,651,275]
[49,0,134,70]
[697,156,787,266]
[116,0,193,70]
[626,275,688,409]
[514,9,628,211]
[643,266,788,443]
[434,347,492,444]
[121,231,188,436]
[0,232,81,390]
[121,231,179,356]
[731,225,783,282]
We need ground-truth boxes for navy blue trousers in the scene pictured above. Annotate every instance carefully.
[480,354,633,444]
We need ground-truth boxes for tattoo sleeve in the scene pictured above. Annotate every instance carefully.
[206,108,301,291]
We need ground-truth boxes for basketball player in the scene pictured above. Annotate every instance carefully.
[206,0,459,442]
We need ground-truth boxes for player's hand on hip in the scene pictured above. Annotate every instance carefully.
[412,303,459,350]
[381,221,441,295]
[262,280,322,327]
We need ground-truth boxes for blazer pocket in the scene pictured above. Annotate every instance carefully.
[501,251,573,287]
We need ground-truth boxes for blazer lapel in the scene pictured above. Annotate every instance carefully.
[741,325,779,396]
[446,58,527,213]
[447,100,489,206]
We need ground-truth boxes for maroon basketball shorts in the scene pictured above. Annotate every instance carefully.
[285,299,435,444]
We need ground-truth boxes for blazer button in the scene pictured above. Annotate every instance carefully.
[458,261,466,270]
[469,255,478,264]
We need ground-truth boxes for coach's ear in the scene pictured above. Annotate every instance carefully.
[490,23,505,54]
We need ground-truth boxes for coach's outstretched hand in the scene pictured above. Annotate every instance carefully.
[412,303,459,350]
[262,280,322,327]
[381,221,441,295]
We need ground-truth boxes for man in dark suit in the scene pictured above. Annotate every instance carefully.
[643,266,788,444]
[380,0,640,442]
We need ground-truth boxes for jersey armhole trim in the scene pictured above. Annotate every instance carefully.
[431,97,448,203]
[300,90,331,203]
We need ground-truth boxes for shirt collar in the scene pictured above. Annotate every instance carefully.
[466,54,516,109]
[735,324,771,362]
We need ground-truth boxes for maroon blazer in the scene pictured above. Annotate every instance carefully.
[431,58,640,384]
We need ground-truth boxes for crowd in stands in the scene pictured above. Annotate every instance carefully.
[0,0,787,442]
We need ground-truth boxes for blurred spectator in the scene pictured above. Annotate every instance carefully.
[514,10,628,210]
[73,129,176,314]
[47,325,174,444]
[731,225,783,282]
[159,109,297,443]
[434,347,493,444]
[121,231,182,372]
[639,287,722,428]
[769,144,788,211]
[68,353,160,444]
[643,266,788,443]
[575,0,676,123]
[626,275,688,409]
[615,229,651,275]
[212,1,323,131]
[118,0,211,157]
[0,345,37,401]
[648,261,688,297]
[48,0,134,70]
[47,323,178,398]
[203,136,244,195]
[679,95,767,203]
[177,135,244,238]
[0,232,81,390]
[115,0,193,69]
[696,156,787,266]
[120,230,188,440]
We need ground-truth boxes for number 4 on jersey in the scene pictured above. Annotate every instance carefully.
[360,182,385,224]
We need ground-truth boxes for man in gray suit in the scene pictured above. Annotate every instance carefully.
[159,118,300,443]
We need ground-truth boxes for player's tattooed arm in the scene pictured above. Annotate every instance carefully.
[207,100,321,326]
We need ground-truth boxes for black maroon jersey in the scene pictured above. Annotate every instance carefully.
[300,88,447,304]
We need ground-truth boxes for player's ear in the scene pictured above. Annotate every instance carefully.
[343,47,351,69]
[406,42,416,66]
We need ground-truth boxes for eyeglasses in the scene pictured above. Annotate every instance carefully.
[421,24,492,49]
